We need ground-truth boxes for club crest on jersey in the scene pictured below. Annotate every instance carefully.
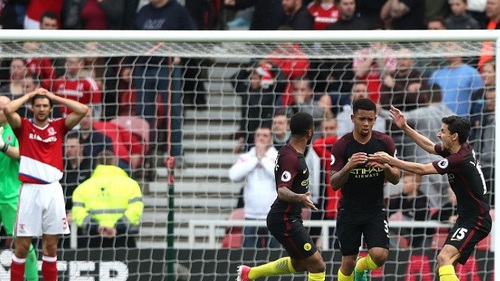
[281,171,291,182]
[438,159,449,169]
[48,127,56,136]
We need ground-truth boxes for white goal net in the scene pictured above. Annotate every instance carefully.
[0,30,496,281]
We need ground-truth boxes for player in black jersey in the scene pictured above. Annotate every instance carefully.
[237,112,326,281]
[330,98,400,281]
[368,106,492,281]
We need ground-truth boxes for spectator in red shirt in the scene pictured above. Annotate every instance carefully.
[23,12,59,87]
[353,41,397,104]
[51,57,102,117]
[307,0,340,30]
[478,0,500,70]
[24,47,57,88]
[61,0,125,29]
[24,0,62,29]
[92,120,145,170]
[312,116,340,248]
[267,41,310,106]
[116,62,137,116]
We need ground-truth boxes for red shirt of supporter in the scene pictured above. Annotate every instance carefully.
[117,66,137,116]
[81,0,108,29]
[51,57,101,116]
[26,58,57,87]
[312,135,341,219]
[26,0,63,25]
[267,43,310,106]
[93,121,144,168]
[353,43,396,103]
[51,77,101,115]
[478,20,497,71]
[307,1,340,30]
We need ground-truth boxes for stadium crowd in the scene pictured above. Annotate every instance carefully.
[0,0,497,253]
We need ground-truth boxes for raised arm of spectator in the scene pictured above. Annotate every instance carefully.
[353,54,374,79]
[381,0,410,21]
[389,0,410,18]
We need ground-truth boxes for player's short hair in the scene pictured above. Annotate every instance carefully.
[66,131,80,142]
[96,150,118,166]
[289,112,313,137]
[274,108,287,118]
[40,10,58,22]
[352,98,376,113]
[11,57,26,66]
[255,126,272,136]
[442,115,471,144]
[31,94,53,108]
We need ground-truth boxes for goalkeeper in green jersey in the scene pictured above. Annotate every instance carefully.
[0,96,38,280]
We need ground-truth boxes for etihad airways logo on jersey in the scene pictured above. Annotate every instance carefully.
[29,133,57,143]
[350,166,384,178]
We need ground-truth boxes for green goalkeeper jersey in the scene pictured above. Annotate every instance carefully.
[0,124,21,202]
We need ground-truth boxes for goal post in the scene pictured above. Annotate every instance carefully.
[0,29,497,281]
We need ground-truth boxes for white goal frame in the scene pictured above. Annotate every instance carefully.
[0,29,497,277]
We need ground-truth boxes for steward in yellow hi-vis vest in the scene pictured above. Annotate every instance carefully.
[72,151,144,248]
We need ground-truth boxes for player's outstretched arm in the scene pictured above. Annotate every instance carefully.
[368,152,438,175]
[390,105,436,154]
[46,92,89,130]
[277,187,318,210]
[3,88,43,129]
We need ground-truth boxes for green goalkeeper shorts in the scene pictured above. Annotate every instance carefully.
[0,201,18,236]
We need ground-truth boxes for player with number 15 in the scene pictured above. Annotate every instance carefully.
[368,106,491,281]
